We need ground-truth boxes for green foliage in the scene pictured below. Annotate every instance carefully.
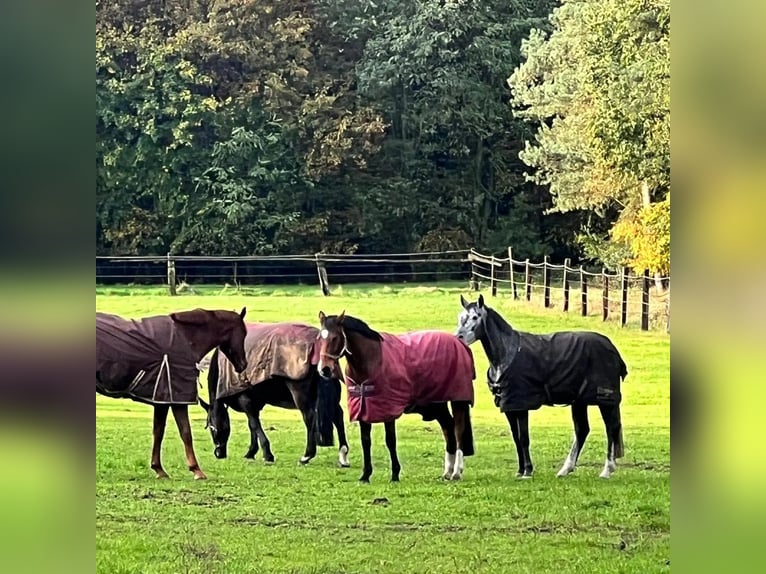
[96,0,668,266]
[509,0,670,264]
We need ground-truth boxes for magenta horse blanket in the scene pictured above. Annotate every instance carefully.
[96,312,200,405]
[345,331,475,424]
[214,323,321,399]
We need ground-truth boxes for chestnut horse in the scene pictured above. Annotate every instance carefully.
[317,311,475,482]
[96,308,248,479]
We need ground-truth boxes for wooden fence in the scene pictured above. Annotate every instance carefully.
[96,247,669,332]
[467,248,669,332]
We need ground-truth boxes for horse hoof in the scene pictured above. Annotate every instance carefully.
[299,456,313,465]
[450,473,462,481]
[599,471,612,479]
[193,472,207,480]
[264,460,275,466]
[339,462,351,468]
[556,468,574,478]
[359,477,370,484]
[155,473,170,480]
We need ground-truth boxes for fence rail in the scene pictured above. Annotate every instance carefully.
[96,247,669,332]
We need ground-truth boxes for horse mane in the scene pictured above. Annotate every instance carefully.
[328,315,383,341]
[484,305,515,336]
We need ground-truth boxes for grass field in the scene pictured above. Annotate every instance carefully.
[96,283,670,574]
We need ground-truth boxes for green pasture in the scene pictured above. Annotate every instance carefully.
[96,283,670,574]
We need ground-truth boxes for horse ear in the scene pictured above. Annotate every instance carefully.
[460,294,469,309]
[337,310,346,324]
[239,307,247,319]
[318,310,326,323]
[477,294,485,308]
[199,398,210,412]
[171,309,210,325]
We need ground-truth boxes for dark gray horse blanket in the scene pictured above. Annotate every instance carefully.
[96,312,201,405]
[488,330,627,412]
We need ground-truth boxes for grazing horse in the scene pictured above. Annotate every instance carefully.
[199,323,350,467]
[96,308,248,479]
[317,311,475,482]
[455,295,627,479]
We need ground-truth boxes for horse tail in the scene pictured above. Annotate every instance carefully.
[314,373,338,448]
[460,403,475,457]
[206,348,220,403]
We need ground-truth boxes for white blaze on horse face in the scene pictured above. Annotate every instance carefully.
[320,329,329,339]
[455,307,483,345]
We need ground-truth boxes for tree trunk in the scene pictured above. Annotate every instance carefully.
[642,181,666,292]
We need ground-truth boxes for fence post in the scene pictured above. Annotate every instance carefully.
[233,261,239,288]
[641,269,650,331]
[543,255,551,308]
[666,288,670,334]
[315,254,331,296]
[620,266,629,327]
[580,266,588,317]
[167,253,177,296]
[602,268,609,321]
[490,256,497,296]
[525,259,531,301]
[508,247,517,300]
[562,257,571,312]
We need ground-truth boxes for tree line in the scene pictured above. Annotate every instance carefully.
[97,0,669,275]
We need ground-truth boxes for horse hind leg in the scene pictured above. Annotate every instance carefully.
[150,405,170,479]
[359,421,373,483]
[433,404,456,479]
[598,403,623,478]
[384,420,401,482]
[450,401,472,480]
[557,402,590,477]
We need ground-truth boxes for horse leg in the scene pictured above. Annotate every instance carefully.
[295,393,318,465]
[334,402,350,468]
[450,402,470,480]
[150,404,170,479]
[171,404,206,480]
[359,421,373,483]
[505,411,526,477]
[557,402,590,477]
[508,410,533,478]
[435,405,457,479]
[598,404,623,478]
[384,421,401,482]
[517,411,534,477]
[243,398,272,462]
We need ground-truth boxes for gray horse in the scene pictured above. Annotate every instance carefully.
[455,295,627,479]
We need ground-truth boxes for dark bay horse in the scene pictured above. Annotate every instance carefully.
[455,295,627,479]
[317,311,476,482]
[200,323,350,467]
[96,308,248,479]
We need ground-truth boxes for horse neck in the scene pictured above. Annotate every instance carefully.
[176,321,229,362]
[343,330,382,381]
[479,309,516,366]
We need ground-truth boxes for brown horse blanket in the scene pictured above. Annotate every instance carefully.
[345,331,475,424]
[488,330,627,412]
[96,312,201,405]
[214,323,321,399]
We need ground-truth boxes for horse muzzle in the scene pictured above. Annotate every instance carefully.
[214,446,227,459]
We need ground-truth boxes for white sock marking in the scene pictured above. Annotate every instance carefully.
[443,451,455,479]
[450,449,465,480]
[338,444,350,467]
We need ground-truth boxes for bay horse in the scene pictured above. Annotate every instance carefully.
[199,322,350,467]
[455,295,627,478]
[96,307,248,479]
[317,311,476,482]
